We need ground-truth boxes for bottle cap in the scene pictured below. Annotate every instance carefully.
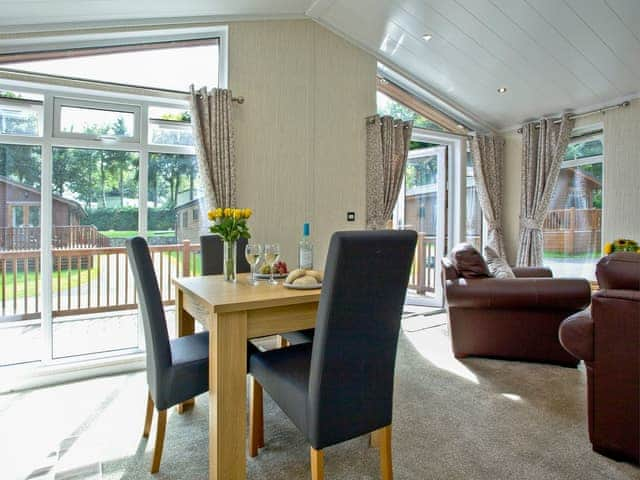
[303,223,310,236]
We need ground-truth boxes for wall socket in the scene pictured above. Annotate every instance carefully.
[347,211,356,222]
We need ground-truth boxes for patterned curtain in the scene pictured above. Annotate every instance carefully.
[470,135,507,259]
[516,114,574,266]
[189,86,237,209]
[366,115,413,230]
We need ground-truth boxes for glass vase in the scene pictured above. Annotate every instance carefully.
[223,240,237,282]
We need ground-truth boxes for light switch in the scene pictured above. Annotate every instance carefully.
[347,212,356,222]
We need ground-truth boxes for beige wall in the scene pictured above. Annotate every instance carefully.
[502,98,640,264]
[229,20,376,267]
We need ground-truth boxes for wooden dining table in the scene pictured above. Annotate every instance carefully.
[172,273,321,480]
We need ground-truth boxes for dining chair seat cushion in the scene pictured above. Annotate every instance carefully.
[170,331,209,366]
[153,332,261,411]
[250,343,312,434]
[280,328,315,345]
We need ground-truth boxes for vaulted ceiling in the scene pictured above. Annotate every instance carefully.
[2,0,639,130]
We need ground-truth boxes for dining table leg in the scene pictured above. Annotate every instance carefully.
[176,289,195,413]
[209,310,248,480]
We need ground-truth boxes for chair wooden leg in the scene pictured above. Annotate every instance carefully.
[278,335,290,348]
[369,429,380,448]
[310,447,324,480]
[143,392,154,438]
[249,377,264,457]
[378,425,393,480]
[150,409,167,474]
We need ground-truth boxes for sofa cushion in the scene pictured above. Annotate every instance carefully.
[449,243,491,279]
[484,246,515,279]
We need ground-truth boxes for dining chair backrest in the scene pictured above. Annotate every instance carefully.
[307,230,417,449]
[126,236,171,400]
[200,235,251,275]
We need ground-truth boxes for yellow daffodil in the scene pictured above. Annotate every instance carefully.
[223,208,230,217]
[244,208,252,218]
[208,210,215,220]
[604,242,613,255]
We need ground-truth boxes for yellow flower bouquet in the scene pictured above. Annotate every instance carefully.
[603,238,640,255]
[208,208,253,281]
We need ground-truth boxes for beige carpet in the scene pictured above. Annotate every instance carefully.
[7,318,640,480]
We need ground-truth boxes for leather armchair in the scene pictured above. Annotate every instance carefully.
[443,257,591,366]
[559,252,640,464]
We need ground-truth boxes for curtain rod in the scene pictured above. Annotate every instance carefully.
[0,67,245,104]
[516,101,630,133]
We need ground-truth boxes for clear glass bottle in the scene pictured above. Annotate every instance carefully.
[298,222,313,269]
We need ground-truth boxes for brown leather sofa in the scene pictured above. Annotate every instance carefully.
[559,252,640,464]
[442,245,592,366]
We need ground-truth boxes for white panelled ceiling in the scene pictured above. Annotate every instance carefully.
[1,0,639,130]
[308,0,640,129]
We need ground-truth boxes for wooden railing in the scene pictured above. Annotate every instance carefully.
[408,234,436,294]
[0,225,110,251]
[543,208,602,255]
[543,208,601,231]
[0,240,200,322]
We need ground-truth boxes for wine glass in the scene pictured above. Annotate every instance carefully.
[264,243,280,285]
[245,243,263,285]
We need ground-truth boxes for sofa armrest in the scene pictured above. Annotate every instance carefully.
[559,309,594,361]
[445,277,591,310]
[512,266,553,278]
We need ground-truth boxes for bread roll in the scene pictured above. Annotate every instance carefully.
[306,270,323,282]
[293,275,318,286]
[286,269,306,284]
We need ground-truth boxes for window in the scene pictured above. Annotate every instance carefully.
[149,107,193,146]
[12,206,24,226]
[28,206,40,226]
[376,91,445,131]
[0,34,221,373]
[0,90,43,136]
[543,134,603,280]
[3,40,220,91]
[54,98,139,142]
[465,145,483,251]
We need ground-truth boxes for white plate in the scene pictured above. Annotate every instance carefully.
[283,282,322,290]
[254,272,288,279]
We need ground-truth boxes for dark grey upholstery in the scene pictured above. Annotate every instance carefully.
[200,235,250,275]
[127,236,258,411]
[249,230,417,450]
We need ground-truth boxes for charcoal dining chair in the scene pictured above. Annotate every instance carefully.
[200,234,250,275]
[126,236,257,473]
[248,230,417,479]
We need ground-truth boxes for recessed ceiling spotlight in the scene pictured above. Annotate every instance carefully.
[456,124,465,129]
[422,34,433,42]
[497,87,507,94]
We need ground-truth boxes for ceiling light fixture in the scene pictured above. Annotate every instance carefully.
[422,34,433,42]
[497,87,507,94]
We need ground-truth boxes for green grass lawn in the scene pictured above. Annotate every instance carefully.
[1,267,98,301]
[543,251,601,260]
[100,230,176,239]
